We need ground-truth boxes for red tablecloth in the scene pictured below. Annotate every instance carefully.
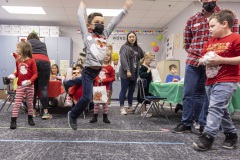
[48,80,63,97]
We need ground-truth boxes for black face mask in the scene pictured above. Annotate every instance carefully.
[203,1,216,12]
[92,24,104,35]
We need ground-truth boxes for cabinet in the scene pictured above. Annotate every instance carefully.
[0,36,18,89]
[45,37,73,69]
[0,36,73,89]
[156,60,180,83]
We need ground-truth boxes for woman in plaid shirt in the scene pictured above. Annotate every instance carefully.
[172,0,239,134]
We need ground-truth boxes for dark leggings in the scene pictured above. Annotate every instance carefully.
[33,60,51,110]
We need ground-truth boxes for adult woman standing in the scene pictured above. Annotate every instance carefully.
[119,32,144,115]
[27,33,52,119]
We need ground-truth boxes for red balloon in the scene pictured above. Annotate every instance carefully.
[153,46,159,52]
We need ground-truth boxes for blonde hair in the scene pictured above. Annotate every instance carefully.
[107,43,113,52]
[17,41,33,59]
[140,52,154,65]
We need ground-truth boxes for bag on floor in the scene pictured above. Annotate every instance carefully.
[93,86,108,103]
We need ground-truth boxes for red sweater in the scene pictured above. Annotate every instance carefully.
[14,58,38,86]
[201,33,240,85]
[94,65,115,90]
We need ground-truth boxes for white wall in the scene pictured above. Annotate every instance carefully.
[159,2,240,78]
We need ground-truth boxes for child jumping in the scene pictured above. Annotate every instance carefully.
[66,0,133,130]
[8,41,38,129]
[90,50,115,123]
[193,9,240,151]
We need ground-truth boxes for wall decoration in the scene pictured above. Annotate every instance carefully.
[153,46,159,52]
[151,41,157,47]
[157,34,163,41]
[166,34,174,60]
[174,33,180,49]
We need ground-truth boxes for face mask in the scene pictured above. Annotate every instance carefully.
[92,24,104,35]
[202,1,216,12]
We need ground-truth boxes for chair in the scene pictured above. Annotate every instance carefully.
[135,78,169,123]
[0,77,16,112]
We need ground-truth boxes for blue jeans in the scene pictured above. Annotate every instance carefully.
[204,83,238,137]
[193,75,209,126]
[70,67,101,119]
[66,76,82,87]
[119,78,137,107]
[182,64,208,126]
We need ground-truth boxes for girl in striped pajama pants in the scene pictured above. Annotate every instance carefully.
[8,41,38,129]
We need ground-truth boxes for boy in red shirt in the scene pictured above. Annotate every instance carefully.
[193,9,240,151]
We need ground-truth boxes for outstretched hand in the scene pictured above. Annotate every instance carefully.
[123,0,133,10]
[80,0,86,8]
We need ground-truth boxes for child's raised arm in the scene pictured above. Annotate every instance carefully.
[77,0,88,39]
[105,0,133,38]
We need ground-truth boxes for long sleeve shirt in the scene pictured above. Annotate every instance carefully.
[184,6,239,67]
[14,58,38,86]
[94,65,115,90]
[77,4,128,67]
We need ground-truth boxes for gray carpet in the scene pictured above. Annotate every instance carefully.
[0,101,240,160]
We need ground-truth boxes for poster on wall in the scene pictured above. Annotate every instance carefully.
[59,60,69,75]
[174,33,180,49]
[166,34,174,60]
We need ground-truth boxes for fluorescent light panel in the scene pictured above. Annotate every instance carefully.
[2,6,46,14]
[86,8,122,16]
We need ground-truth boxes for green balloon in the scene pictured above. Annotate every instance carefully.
[157,34,163,41]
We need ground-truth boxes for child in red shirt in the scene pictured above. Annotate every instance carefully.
[8,41,38,129]
[90,51,115,123]
[193,9,240,151]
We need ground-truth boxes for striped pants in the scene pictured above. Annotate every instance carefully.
[12,85,34,117]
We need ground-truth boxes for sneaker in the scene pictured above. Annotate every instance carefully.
[221,133,238,149]
[193,133,214,151]
[42,113,53,120]
[68,111,77,130]
[141,111,152,118]
[120,108,127,115]
[172,122,191,133]
[127,107,134,113]
[62,80,69,93]
[33,112,40,118]
[193,122,200,130]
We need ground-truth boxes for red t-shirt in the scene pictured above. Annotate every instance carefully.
[94,65,115,90]
[201,33,240,85]
[14,58,38,86]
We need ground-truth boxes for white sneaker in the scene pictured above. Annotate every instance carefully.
[141,111,152,118]
[120,108,127,115]
[193,122,200,129]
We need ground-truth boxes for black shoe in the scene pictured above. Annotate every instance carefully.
[68,111,77,130]
[172,122,191,133]
[89,114,98,123]
[222,132,238,149]
[199,126,204,134]
[10,117,17,129]
[28,115,35,126]
[175,104,182,113]
[103,114,110,123]
[193,133,214,151]
[62,80,69,94]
